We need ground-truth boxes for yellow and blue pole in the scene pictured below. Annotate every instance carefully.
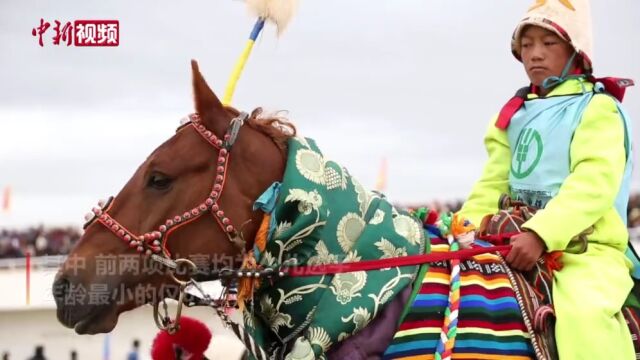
[222,18,266,106]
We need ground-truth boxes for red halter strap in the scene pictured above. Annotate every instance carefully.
[83,112,249,257]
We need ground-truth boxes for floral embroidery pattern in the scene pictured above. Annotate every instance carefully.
[341,307,372,331]
[248,137,424,358]
[375,238,408,259]
[259,295,293,332]
[308,240,338,265]
[308,327,332,353]
[336,213,366,252]
[330,270,367,305]
[393,214,423,246]
[296,149,326,185]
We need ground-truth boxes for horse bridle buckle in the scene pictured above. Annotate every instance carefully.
[153,258,197,334]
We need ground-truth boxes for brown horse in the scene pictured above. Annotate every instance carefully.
[53,60,292,335]
[52,61,537,360]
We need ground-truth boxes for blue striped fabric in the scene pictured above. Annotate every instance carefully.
[383,232,534,359]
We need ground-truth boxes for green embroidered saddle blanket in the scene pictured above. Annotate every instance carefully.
[245,137,425,359]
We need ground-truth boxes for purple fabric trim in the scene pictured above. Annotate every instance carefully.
[326,284,412,359]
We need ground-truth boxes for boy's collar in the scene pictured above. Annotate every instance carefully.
[528,78,593,99]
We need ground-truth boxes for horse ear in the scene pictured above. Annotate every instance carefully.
[190,60,228,128]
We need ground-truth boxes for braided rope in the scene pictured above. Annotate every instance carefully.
[435,233,461,360]
[435,213,476,360]
[433,213,462,360]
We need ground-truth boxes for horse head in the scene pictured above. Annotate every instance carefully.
[53,60,293,334]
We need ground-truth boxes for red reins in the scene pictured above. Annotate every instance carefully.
[285,245,512,277]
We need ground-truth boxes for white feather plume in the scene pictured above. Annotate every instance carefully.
[246,0,298,34]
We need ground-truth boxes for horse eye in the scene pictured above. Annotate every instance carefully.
[147,173,173,190]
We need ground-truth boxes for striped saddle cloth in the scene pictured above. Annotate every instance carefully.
[384,232,535,360]
[383,208,640,360]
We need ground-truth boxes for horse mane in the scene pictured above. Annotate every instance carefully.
[226,106,296,152]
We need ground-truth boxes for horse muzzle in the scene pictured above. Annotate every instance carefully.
[52,275,118,334]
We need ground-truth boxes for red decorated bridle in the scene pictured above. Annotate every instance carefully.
[82,112,250,333]
[83,112,249,259]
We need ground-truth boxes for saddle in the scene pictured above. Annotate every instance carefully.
[477,194,537,243]
[476,194,640,360]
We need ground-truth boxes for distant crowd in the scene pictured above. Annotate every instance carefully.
[0,226,80,259]
[1,339,141,360]
[630,193,640,228]
[403,193,640,229]
[1,194,639,259]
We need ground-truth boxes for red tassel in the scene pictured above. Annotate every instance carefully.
[544,251,563,273]
[151,316,212,360]
[425,209,439,226]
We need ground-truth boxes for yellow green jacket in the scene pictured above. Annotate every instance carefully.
[459,78,630,253]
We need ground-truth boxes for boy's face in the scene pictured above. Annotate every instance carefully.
[520,26,576,87]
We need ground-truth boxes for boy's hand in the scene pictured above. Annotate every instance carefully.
[506,231,546,271]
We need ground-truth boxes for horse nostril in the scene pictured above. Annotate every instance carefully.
[52,276,70,303]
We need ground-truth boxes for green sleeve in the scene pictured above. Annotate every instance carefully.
[458,116,511,226]
[522,94,627,251]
